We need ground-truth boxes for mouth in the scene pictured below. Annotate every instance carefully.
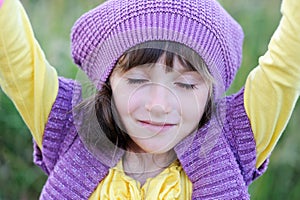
[137,120,177,133]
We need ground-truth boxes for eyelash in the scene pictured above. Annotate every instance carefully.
[175,82,198,90]
[127,78,149,84]
[127,78,198,90]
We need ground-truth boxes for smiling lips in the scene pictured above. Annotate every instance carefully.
[138,120,177,133]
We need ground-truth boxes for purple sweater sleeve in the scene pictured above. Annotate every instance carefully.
[174,88,268,199]
[33,77,81,174]
[223,88,269,183]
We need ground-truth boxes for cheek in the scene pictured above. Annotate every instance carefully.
[112,84,146,117]
[179,90,209,126]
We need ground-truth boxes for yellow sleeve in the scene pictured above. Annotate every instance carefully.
[244,0,300,168]
[0,0,59,149]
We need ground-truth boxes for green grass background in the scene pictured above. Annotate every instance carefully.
[0,0,299,199]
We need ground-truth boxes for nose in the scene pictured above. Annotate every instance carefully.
[145,84,173,115]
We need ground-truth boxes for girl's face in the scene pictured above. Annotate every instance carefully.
[109,54,210,153]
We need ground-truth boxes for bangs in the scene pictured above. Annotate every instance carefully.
[115,41,212,82]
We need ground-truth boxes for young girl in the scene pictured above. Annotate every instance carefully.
[1,0,299,199]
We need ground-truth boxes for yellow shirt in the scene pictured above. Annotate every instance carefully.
[1,0,299,199]
[90,160,192,199]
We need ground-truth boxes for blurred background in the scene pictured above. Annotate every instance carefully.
[0,0,299,199]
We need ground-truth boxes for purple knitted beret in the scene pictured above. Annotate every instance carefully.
[71,0,244,94]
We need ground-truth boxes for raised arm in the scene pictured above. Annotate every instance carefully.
[244,0,300,168]
[0,0,58,148]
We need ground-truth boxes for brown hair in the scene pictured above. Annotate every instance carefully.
[95,41,214,151]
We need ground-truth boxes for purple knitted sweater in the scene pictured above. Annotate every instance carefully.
[33,77,268,199]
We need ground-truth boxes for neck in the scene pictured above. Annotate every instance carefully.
[122,150,177,185]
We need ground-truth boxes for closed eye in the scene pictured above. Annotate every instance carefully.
[127,78,149,85]
[175,82,198,90]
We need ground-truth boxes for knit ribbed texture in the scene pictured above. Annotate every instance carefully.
[33,77,268,199]
[34,77,80,173]
[174,88,268,199]
[34,78,111,199]
[71,0,244,96]
[223,89,268,185]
